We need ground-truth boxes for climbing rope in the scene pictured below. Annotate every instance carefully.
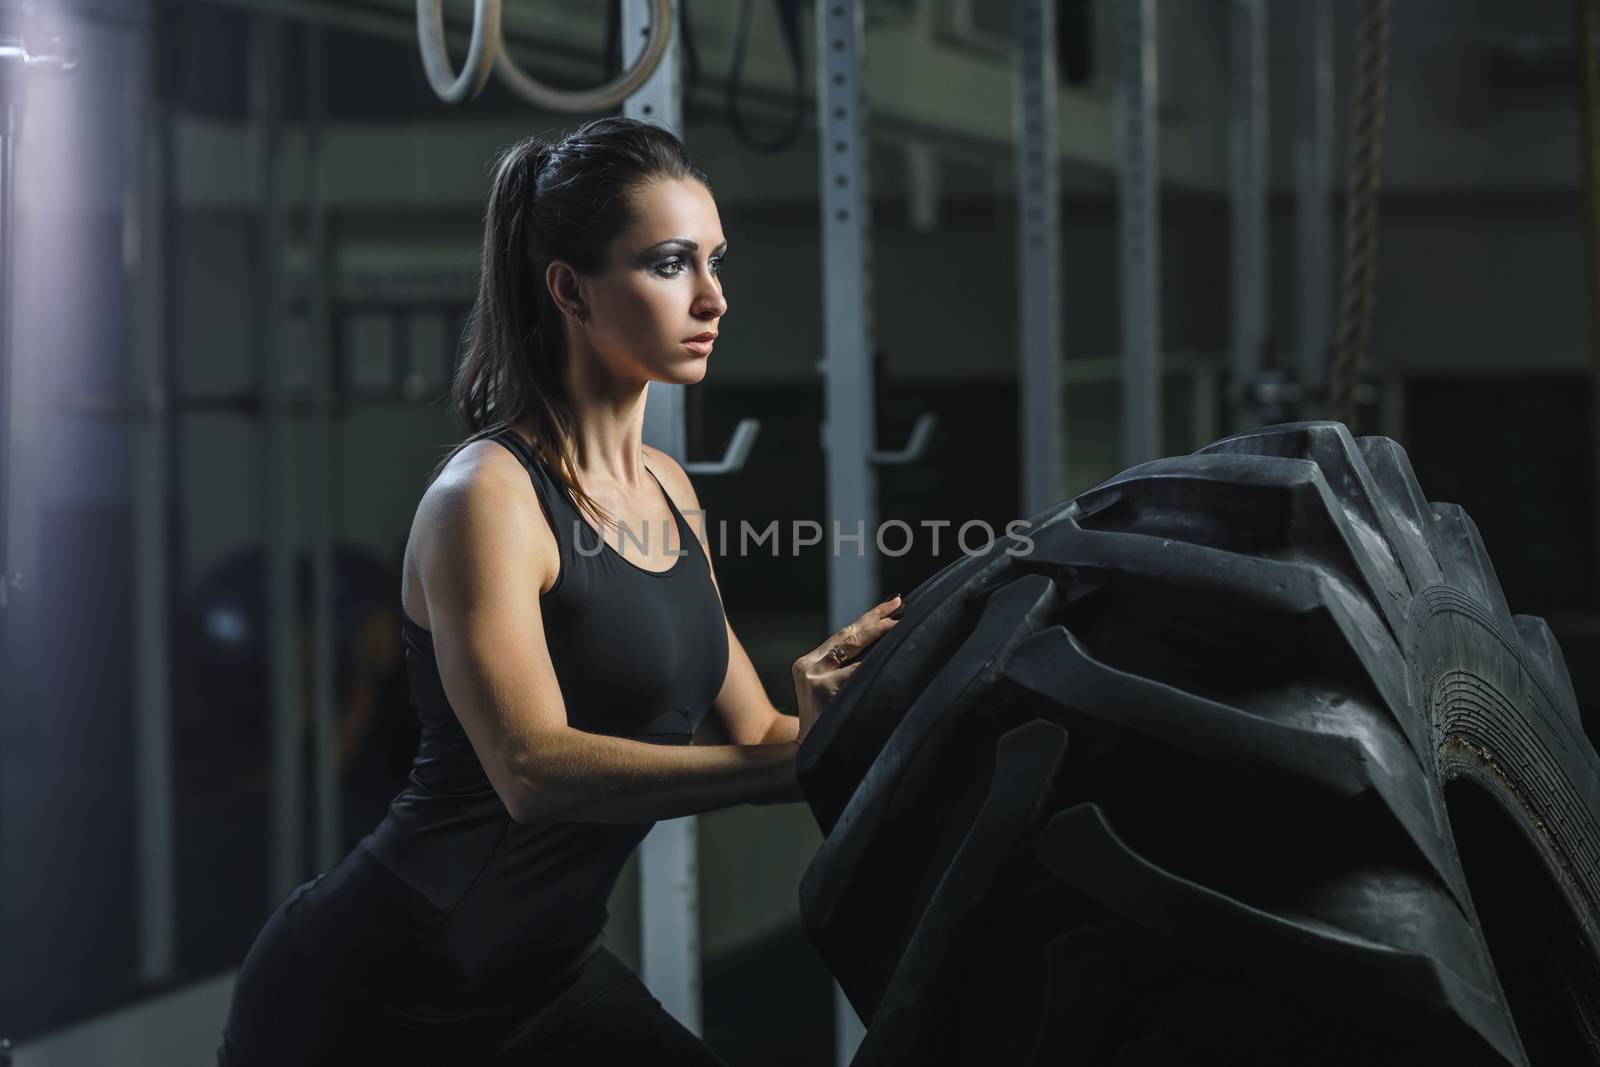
[1326,0,1391,431]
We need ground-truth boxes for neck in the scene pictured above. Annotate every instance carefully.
[548,341,653,491]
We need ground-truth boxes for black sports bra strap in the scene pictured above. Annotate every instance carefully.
[496,428,688,552]
[492,425,538,469]
[642,464,689,529]
[492,428,567,548]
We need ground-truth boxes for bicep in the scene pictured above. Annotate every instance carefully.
[417,466,568,821]
[712,621,783,745]
[651,452,782,745]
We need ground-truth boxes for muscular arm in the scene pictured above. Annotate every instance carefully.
[501,726,799,822]
[644,445,795,750]
[760,711,801,746]
[417,448,798,825]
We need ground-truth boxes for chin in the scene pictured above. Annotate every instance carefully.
[664,358,711,385]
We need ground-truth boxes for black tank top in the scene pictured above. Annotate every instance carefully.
[366,426,729,1021]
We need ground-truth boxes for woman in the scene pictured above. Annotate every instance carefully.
[216,116,903,1065]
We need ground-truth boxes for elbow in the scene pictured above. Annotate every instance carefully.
[501,728,581,824]
[506,789,541,825]
[507,778,562,824]
[505,766,577,824]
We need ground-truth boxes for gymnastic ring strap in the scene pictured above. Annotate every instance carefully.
[495,0,674,114]
[416,0,503,105]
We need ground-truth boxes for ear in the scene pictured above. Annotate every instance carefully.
[544,260,587,319]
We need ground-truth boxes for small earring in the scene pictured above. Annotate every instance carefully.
[572,309,587,325]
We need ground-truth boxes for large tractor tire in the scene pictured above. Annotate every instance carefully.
[796,421,1600,1066]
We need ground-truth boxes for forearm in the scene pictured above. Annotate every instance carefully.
[514,727,799,823]
[755,712,805,804]
[760,710,801,746]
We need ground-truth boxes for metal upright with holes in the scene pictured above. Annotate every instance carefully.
[634,0,686,464]
[1295,0,1333,417]
[0,30,72,627]
[1228,0,1267,433]
[817,2,873,1061]
[813,6,937,1058]
[0,40,20,619]
[250,13,304,906]
[305,24,341,875]
[130,8,177,985]
[622,0,706,1038]
[1115,0,1160,466]
[1013,0,1064,515]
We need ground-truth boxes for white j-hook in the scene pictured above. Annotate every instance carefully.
[416,0,503,105]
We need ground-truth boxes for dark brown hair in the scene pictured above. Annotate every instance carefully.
[429,116,709,530]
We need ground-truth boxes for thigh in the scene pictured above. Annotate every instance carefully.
[496,948,729,1067]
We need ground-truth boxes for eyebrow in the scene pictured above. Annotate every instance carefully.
[643,238,728,256]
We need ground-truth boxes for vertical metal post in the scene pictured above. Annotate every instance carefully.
[1191,360,1221,449]
[903,141,938,233]
[0,30,72,624]
[817,1,875,1061]
[1228,0,1267,434]
[0,39,21,615]
[635,0,687,463]
[620,0,681,166]
[130,8,176,984]
[0,61,16,994]
[1295,0,1333,416]
[1014,0,1063,515]
[305,25,340,874]
[623,0,704,1039]
[1115,0,1161,466]
[251,13,303,906]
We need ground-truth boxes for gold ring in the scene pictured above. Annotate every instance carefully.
[826,644,851,667]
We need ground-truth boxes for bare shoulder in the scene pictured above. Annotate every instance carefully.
[419,439,535,529]
[404,438,558,627]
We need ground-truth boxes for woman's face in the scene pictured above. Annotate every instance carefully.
[558,177,728,387]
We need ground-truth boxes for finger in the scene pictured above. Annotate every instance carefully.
[858,594,902,624]
[837,598,898,641]
[825,660,866,696]
[832,598,908,646]
[807,596,904,670]
[834,595,902,651]
[819,625,885,673]
[822,642,863,672]
[814,625,858,666]
[834,610,904,661]
[862,614,900,643]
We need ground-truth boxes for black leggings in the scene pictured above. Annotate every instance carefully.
[217,854,728,1067]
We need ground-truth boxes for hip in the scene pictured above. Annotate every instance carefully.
[218,844,437,1066]
[218,837,610,1063]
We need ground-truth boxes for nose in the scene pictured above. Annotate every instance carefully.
[694,267,727,319]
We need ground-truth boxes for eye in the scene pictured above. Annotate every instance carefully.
[656,256,686,277]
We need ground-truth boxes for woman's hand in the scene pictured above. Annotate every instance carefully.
[792,594,904,746]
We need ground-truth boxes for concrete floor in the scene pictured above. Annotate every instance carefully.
[13,920,835,1067]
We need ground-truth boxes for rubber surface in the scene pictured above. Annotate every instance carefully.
[798,421,1600,1066]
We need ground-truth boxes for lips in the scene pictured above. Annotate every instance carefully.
[685,333,718,342]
